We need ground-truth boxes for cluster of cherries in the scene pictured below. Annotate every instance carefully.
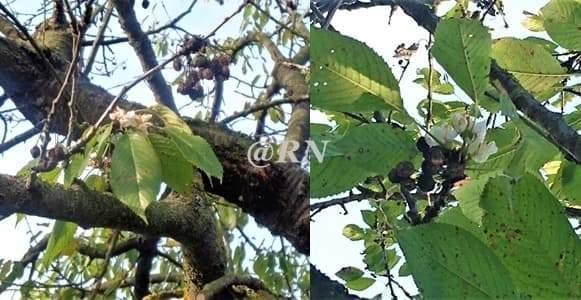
[175,50,231,101]
[388,137,466,193]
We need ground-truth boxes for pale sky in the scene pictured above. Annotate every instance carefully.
[310,0,561,298]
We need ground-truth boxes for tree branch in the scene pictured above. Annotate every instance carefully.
[113,0,177,112]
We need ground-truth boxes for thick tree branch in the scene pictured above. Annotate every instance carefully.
[0,28,308,255]
[0,175,227,291]
[113,0,177,112]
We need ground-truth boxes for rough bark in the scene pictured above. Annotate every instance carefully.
[310,264,365,300]
[0,174,227,293]
[0,34,308,254]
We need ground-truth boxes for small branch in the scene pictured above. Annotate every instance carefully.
[220,97,306,124]
[196,274,276,300]
[0,121,42,154]
[81,0,197,47]
[82,0,114,76]
[113,0,177,112]
[89,230,120,300]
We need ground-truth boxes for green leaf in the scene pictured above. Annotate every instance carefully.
[361,210,377,227]
[541,0,581,50]
[432,18,491,105]
[551,159,581,205]
[63,154,85,188]
[110,132,162,221]
[311,27,403,112]
[148,134,194,194]
[345,277,375,291]
[150,104,192,134]
[42,221,77,268]
[164,127,223,180]
[85,175,107,192]
[413,68,455,95]
[492,38,568,100]
[217,204,237,230]
[522,12,545,32]
[336,266,364,282]
[342,224,365,241]
[310,124,417,198]
[397,223,517,298]
[480,175,581,297]
[398,262,411,277]
[436,207,485,241]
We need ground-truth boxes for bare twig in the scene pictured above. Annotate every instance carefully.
[220,97,306,124]
[82,0,114,76]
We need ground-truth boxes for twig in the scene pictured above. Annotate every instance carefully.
[236,226,261,253]
[279,237,293,296]
[89,230,120,300]
[81,0,198,46]
[426,34,434,128]
[155,250,183,270]
[220,97,306,124]
[82,0,114,76]
[480,0,497,22]
[248,0,308,39]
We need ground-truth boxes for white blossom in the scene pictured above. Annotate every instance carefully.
[451,112,469,133]
[471,141,498,163]
[425,124,458,147]
[108,106,152,132]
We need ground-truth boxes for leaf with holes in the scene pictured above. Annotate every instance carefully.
[398,223,518,298]
[492,38,568,100]
[311,27,403,113]
[541,0,581,50]
[480,175,581,297]
[432,18,491,106]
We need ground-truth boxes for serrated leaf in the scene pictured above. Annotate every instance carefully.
[310,124,417,198]
[150,104,192,134]
[480,175,581,297]
[541,0,581,50]
[336,266,364,282]
[42,221,77,268]
[432,18,491,106]
[492,38,568,100]
[164,127,223,180]
[110,132,162,222]
[398,223,517,298]
[311,27,403,112]
[148,133,194,194]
